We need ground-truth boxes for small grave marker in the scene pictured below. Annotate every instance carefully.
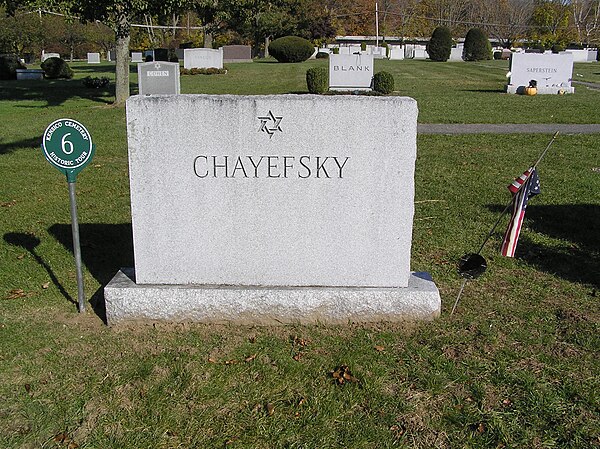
[137,61,180,95]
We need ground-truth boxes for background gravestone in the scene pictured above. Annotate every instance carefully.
[507,53,574,94]
[154,48,169,61]
[184,48,223,69]
[222,45,252,63]
[87,52,100,64]
[329,54,374,91]
[131,52,143,63]
[137,61,180,95]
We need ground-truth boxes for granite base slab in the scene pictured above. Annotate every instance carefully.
[104,269,441,325]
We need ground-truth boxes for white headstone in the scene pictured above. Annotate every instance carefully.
[507,53,574,94]
[389,45,404,60]
[449,46,463,61]
[131,52,144,63]
[104,95,441,324]
[184,48,223,69]
[87,52,100,64]
[338,46,351,55]
[41,52,60,62]
[137,61,180,95]
[329,54,374,91]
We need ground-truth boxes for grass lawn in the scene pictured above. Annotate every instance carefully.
[0,60,598,448]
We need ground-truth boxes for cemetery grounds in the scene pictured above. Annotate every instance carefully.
[0,59,599,448]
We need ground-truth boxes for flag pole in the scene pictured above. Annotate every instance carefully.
[451,131,559,316]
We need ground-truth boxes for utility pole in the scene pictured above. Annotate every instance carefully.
[375,2,380,47]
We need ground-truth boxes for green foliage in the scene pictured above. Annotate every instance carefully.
[40,57,74,79]
[315,51,329,59]
[360,42,366,51]
[332,47,339,54]
[373,71,394,94]
[82,76,109,88]
[0,54,25,80]
[551,44,565,53]
[427,26,452,62]
[268,36,314,63]
[181,67,227,75]
[463,28,492,61]
[306,66,328,93]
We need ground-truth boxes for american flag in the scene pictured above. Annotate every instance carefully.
[501,167,541,257]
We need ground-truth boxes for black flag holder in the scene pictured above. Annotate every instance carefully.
[450,131,559,316]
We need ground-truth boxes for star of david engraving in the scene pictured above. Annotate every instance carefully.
[257,110,283,138]
[154,62,161,69]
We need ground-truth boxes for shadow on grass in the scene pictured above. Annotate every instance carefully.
[462,88,506,93]
[0,136,41,154]
[0,79,114,106]
[48,223,134,324]
[3,232,75,305]
[487,203,599,287]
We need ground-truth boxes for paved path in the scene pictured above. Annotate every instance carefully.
[418,123,600,135]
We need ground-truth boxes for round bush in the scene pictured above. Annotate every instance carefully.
[315,51,329,59]
[0,54,26,80]
[306,67,328,94]
[463,28,492,61]
[41,57,74,79]
[268,36,314,63]
[373,71,394,94]
[332,47,339,55]
[427,26,452,62]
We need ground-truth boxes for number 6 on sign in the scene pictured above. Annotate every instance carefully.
[61,133,73,154]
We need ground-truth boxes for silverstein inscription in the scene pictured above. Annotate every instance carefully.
[193,155,350,178]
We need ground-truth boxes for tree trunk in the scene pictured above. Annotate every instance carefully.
[114,12,131,105]
[264,36,270,58]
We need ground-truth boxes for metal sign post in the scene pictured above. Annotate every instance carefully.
[42,119,95,313]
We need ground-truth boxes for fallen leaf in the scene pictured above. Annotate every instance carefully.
[7,289,26,299]
[374,345,385,352]
[1,200,16,208]
[53,432,68,443]
[208,357,217,363]
[292,335,310,347]
[248,336,256,343]
[244,354,257,363]
[292,352,303,361]
[477,422,485,433]
[67,442,79,449]
[42,282,50,289]
[266,403,275,416]
[224,359,237,365]
[24,384,31,393]
[298,397,306,406]
[502,398,512,407]
[17,254,25,260]
[331,365,358,385]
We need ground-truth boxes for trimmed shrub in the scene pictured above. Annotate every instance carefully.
[40,57,74,79]
[373,71,394,94]
[551,44,565,53]
[332,47,339,54]
[181,67,227,75]
[0,54,26,80]
[82,76,109,88]
[493,51,502,60]
[427,26,452,62]
[463,28,492,61]
[597,49,600,61]
[268,36,314,63]
[145,55,154,62]
[316,51,329,59]
[360,42,367,52]
[306,67,328,94]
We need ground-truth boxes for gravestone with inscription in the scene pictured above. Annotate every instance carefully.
[87,52,100,64]
[329,53,374,91]
[184,48,223,69]
[506,52,574,94]
[137,61,180,95]
[104,94,441,325]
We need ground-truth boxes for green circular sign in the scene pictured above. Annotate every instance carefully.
[42,119,95,181]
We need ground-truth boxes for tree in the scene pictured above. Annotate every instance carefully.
[571,0,600,45]
[463,27,492,60]
[484,0,534,48]
[530,0,575,48]
[427,25,452,61]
